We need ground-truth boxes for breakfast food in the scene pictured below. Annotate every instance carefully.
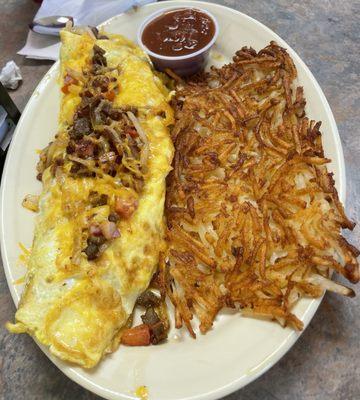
[162,42,359,336]
[6,17,359,372]
[7,28,174,367]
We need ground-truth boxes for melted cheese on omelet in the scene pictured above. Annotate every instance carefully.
[8,30,174,368]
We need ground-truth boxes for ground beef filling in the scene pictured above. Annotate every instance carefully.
[37,43,147,261]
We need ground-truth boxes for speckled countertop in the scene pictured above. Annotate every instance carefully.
[0,1,359,399]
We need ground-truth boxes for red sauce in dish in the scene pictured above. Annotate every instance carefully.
[142,8,216,57]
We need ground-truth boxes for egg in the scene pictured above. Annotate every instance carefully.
[7,29,174,368]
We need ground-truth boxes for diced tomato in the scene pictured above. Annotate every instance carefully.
[61,85,70,94]
[121,324,151,346]
[61,74,78,94]
[105,90,115,101]
[126,127,138,138]
[115,196,138,219]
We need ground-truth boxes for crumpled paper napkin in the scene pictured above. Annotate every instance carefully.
[0,61,22,89]
[18,0,156,61]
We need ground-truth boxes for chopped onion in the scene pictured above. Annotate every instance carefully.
[99,151,116,164]
[307,274,354,297]
[84,26,97,40]
[65,67,83,82]
[112,229,121,238]
[89,224,102,237]
[127,111,149,168]
[71,227,83,266]
[68,155,93,168]
[103,126,121,145]
[22,195,39,212]
[55,166,66,185]
[100,220,120,240]
[93,100,107,126]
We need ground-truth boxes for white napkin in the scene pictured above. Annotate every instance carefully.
[0,61,23,89]
[18,0,156,61]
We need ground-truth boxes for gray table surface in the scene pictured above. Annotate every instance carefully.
[0,0,359,399]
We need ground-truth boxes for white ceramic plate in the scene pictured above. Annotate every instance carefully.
[0,2,345,400]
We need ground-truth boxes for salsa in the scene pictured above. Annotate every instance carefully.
[142,8,216,57]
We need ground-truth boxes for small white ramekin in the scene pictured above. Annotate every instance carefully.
[137,6,219,77]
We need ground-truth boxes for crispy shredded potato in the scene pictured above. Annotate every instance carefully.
[162,42,359,336]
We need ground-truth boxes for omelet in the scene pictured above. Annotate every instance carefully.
[7,28,174,368]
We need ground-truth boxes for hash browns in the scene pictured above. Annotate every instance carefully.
[162,42,359,336]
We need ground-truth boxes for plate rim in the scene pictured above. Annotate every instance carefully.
[0,1,346,400]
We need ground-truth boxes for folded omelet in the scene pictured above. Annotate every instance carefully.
[7,28,174,368]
